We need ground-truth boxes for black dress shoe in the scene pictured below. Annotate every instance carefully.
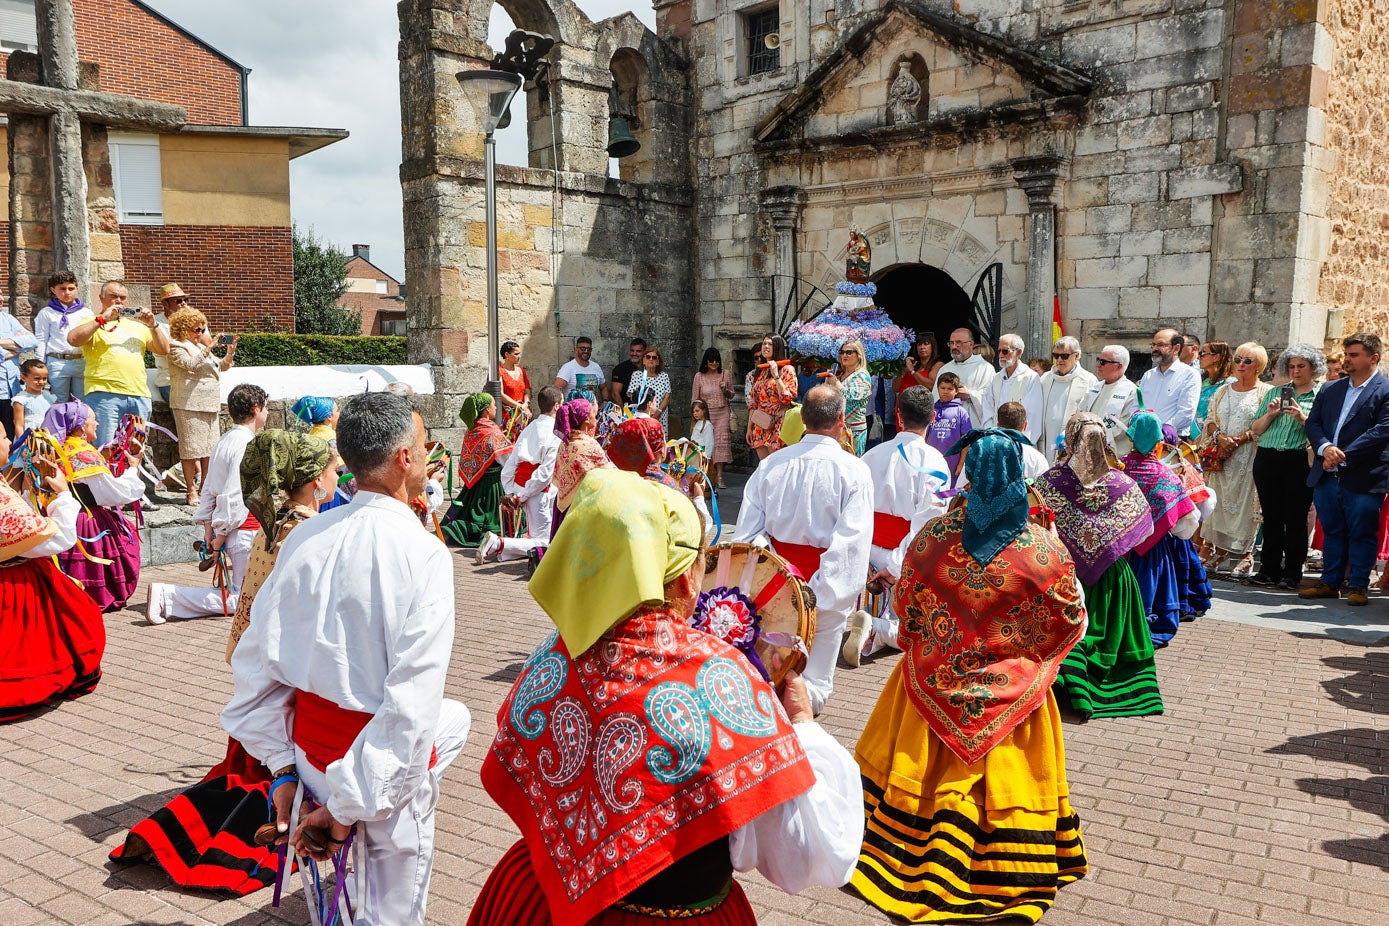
[1247,573,1278,587]
[1278,578,1300,590]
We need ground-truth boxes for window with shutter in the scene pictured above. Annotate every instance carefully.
[375,280,388,295]
[109,134,164,225]
[0,0,38,53]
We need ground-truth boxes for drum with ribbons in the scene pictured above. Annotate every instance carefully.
[595,401,633,448]
[691,542,816,687]
[103,414,148,476]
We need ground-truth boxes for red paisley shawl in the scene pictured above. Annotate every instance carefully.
[482,607,815,925]
[456,419,512,489]
[892,505,1087,765]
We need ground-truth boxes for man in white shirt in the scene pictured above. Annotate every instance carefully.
[146,384,269,624]
[477,385,563,563]
[1080,344,1141,455]
[957,402,1050,485]
[842,386,949,667]
[733,383,873,715]
[34,270,93,403]
[982,332,1043,441]
[933,327,996,427]
[223,392,470,926]
[553,336,605,406]
[1138,328,1201,436]
[1039,336,1099,463]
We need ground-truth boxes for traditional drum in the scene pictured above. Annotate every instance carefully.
[691,542,816,686]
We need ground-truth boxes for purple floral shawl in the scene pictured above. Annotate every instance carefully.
[1036,465,1155,585]
[1121,452,1197,556]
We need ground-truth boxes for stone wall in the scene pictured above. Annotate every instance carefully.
[1316,0,1389,341]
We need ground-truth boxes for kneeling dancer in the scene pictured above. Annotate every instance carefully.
[223,393,470,925]
[469,469,863,924]
[851,430,1089,923]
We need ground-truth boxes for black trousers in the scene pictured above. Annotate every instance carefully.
[0,398,12,439]
[1252,446,1314,581]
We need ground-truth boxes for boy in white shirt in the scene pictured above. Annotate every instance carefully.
[33,270,92,402]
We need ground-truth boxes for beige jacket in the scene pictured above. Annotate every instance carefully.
[168,339,228,412]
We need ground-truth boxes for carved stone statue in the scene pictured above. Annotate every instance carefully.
[846,226,872,283]
[887,61,922,125]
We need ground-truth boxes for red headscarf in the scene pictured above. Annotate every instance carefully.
[607,417,666,476]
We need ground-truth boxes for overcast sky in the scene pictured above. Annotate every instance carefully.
[149,0,656,280]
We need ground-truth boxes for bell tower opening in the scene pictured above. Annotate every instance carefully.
[871,263,975,345]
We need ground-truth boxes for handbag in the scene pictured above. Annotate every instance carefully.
[1197,437,1233,473]
[749,408,775,430]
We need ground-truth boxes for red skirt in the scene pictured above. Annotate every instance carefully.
[109,738,282,896]
[468,841,758,925]
[57,506,141,612]
[0,558,104,722]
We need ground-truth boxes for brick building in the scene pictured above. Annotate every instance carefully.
[342,243,407,336]
[0,0,345,330]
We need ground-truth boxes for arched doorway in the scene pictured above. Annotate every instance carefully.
[872,263,974,347]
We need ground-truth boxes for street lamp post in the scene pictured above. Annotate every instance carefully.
[455,68,524,401]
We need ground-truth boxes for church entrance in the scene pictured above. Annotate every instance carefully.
[871,263,974,348]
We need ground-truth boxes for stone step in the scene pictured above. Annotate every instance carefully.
[135,486,202,568]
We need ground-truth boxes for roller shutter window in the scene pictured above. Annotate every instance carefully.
[110,134,164,225]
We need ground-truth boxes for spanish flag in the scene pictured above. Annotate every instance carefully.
[1052,295,1064,342]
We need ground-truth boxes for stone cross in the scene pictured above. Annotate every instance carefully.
[0,0,185,310]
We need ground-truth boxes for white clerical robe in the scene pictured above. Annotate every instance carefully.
[223,491,470,926]
[502,414,560,543]
[167,424,257,620]
[983,364,1044,441]
[1040,368,1099,463]
[1080,378,1141,455]
[933,354,996,428]
[733,434,873,713]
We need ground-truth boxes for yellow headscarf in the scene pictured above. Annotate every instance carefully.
[529,468,701,656]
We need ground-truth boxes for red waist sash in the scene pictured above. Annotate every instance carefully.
[242,512,261,532]
[294,690,436,773]
[872,512,911,550]
[515,461,539,486]
[769,537,827,580]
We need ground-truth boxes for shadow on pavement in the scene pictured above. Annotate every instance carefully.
[1271,726,1389,872]
[1320,651,1389,714]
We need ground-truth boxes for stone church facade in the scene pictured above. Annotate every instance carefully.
[399,0,1388,445]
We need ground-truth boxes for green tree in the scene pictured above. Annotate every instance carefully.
[292,224,361,335]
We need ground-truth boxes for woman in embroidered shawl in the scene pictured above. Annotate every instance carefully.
[1123,412,1210,647]
[111,431,336,895]
[441,392,512,547]
[851,429,1089,924]
[550,397,612,538]
[468,469,862,925]
[1036,414,1163,718]
[0,428,104,722]
[43,402,146,611]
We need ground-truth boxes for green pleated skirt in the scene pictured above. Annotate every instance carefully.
[1053,558,1164,719]
[441,464,504,547]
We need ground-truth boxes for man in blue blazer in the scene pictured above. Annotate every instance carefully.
[1301,332,1389,605]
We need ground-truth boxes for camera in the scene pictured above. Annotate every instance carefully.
[218,334,235,346]
[118,306,142,319]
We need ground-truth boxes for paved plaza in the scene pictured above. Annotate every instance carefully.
[0,546,1386,925]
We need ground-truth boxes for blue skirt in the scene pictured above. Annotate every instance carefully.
[1127,533,1184,648]
[1172,536,1212,619]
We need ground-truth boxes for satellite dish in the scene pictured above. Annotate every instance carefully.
[764,32,780,50]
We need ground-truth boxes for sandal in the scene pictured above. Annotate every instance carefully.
[185,493,201,506]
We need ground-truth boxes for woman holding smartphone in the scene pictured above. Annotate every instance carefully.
[1247,344,1324,589]
[166,307,236,504]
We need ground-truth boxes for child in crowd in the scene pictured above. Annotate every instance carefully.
[927,371,972,484]
[690,400,714,457]
[1325,349,1344,382]
[1028,357,1053,376]
[12,360,55,435]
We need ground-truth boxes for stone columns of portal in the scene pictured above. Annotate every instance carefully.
[761,185,804,330]
[1012,156,1064,358]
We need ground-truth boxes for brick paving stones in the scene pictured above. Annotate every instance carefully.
[0,553,1385,924]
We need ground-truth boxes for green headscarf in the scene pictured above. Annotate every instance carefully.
[240,429,332,551]
[948,428,1031,568]
[459,392,494,429]
[1126,411,1164,456]
[530,468,702,656]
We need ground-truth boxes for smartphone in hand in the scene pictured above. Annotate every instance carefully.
[119,306,142,318]
[218,334,236,346]
[1280,383,1296,409]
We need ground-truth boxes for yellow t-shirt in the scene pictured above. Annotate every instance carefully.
[81,319,153,397]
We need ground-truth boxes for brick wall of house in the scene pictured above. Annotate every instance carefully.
[0,0,243,125]
[119,225,294,331]
[342,254,404,335]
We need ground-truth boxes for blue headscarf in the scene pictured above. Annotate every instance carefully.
[947,428,1031,567]
[291,396,335,425]
[1126,411,1165,456]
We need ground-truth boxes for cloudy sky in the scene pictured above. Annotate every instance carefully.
[150,0,656,280]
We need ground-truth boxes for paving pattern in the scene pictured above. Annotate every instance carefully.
[0,550,1386,925]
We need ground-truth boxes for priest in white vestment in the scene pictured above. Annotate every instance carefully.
[982,332,1043,441]
[733,383,873,715]
[1039,336,1099,463]
[842,386,949,666]
[933,327,996,428]
[224,393,470,926]
[477,385,562,563]
[1079,344,1141,456]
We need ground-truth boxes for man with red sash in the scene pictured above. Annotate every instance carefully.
[223,392,470,926]
[732,383,873,715]
[146,384,269,623]
[478,385,562,563]
[842,386,949,667]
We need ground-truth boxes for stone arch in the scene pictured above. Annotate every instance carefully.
[464,0,589,47]
[608,48,653,182]
[872,263,973,343]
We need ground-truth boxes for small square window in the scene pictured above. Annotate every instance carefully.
[375,279,388,295]
[744,6,780,76]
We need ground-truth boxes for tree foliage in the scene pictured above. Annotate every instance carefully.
[292,224,361,336]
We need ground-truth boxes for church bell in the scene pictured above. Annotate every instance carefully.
[606,115,641,158]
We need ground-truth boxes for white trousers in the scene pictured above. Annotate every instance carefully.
[164,529,255,619]
[805,607,847,716]
[497,488,554,562]
[862,544,903,657]
[295,699,471,926]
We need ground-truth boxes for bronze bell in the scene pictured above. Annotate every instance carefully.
[606,115,640,158]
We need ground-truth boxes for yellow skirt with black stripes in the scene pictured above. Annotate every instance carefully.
[851,663,1087,923]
